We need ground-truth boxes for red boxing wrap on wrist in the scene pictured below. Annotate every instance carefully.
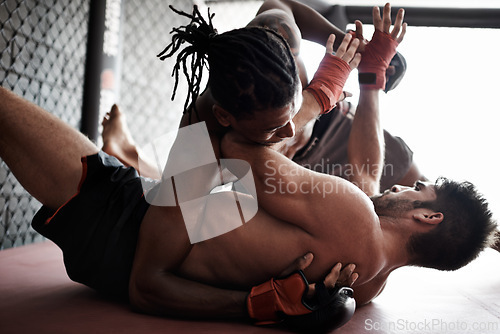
[247,272,311,325]
[305,54,351,114]
[358,30,398,90]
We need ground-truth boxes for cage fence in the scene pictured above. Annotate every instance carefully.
[0,0,89,249]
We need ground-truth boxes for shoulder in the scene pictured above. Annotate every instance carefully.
[311,173,377,220]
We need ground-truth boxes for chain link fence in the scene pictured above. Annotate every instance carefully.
[0,0,263,249]
[0,0,89,249]
[116,0,192,148]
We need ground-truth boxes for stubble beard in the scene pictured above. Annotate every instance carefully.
[370,192,414,218]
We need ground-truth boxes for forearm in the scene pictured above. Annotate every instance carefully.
[292,90,322,132]
[130,271,248,319]
[347,89,384,196]
[261,0,346,48]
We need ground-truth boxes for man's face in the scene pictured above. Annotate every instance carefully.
[230,85,302,146]
[371,181,437,217]
[232,104,297,145]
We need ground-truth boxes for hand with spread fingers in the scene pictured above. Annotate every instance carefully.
[356,2,407,91]
[305,33,361,114]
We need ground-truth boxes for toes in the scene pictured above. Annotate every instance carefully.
[101,112,111,126]
[109,104,121,117]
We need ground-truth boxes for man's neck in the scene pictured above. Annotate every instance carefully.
[180,89,225,134]
[378,217,413,272]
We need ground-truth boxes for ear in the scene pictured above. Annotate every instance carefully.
[212,104,234,128]
[412,210,444,226]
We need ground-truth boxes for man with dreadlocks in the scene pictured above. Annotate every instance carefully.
[0,2,497,333]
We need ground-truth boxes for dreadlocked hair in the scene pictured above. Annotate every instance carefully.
[157,5,215,120]
[157,5,300,122]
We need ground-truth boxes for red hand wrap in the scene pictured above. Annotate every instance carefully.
[305,54,351,114]
[358,30,399,90]
[247,272,311,325]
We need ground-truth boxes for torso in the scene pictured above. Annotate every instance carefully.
[175,188,385,291]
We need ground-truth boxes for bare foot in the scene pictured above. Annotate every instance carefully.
[101,105,140,169]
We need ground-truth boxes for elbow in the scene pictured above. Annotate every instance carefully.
[129,275,167,316]
[128,272,184,317]
[349,174,380,197]
[129,278,154,314]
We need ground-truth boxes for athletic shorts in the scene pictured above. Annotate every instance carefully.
[293,108,413,191]
[32,151,150,299]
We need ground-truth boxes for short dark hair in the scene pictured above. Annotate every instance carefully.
[158,5,300,122]
[407,177,497,271]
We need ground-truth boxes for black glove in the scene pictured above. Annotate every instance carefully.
[282,280,356,333]
[247,270,355,332]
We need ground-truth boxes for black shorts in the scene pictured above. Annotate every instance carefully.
[32,151,150,299]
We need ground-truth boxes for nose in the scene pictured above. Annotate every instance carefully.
[391,185,410,193]
[276,120,295,139]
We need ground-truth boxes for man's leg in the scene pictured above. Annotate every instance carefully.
[0,87,99,210]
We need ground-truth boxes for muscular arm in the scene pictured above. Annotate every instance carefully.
[346,5,406,197]
[129,205,248,318]
[255,0,346,49]
[347,89,383,196]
